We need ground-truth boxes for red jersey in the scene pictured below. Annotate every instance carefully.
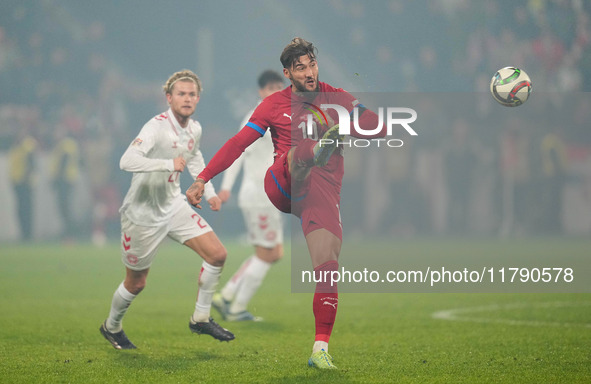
[249,82,355,157]
[199,81,359,191]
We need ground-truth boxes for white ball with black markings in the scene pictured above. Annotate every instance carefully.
[490,67,532,107]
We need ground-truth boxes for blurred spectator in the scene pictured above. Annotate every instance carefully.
[49,125,80,241]
[531,27,566,74]
[384,140,416,236]
[499,118,534,236]
[84,113,119,246]
[535,125,568,233]
[443,118,478,234]
[8,129,38,240]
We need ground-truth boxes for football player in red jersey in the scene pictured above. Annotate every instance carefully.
[187,38,385,369]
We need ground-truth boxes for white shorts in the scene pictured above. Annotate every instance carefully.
[120,204,213,271]
[241,206,283,248]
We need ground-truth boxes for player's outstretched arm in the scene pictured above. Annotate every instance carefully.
[329,90,386,139]
[186,125,262,208]
[218,154,244,203]
[187,149,217,202]
[348,105,387,139]
[197,127,262,183]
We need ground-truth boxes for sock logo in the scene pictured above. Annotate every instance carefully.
[322,298,338,309]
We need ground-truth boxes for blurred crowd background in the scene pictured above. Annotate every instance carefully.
[1,0,590,243]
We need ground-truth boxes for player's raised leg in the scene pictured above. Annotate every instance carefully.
[184,231,235,341]
[288,134,342,183]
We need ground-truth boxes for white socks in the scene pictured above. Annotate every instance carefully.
[220,255,271,314]
[229,256,271,314]
[220,257,253,302]
[192,261,223,323]
[313,341,329,354]
[106,262,224,330]
[106,282,136,333]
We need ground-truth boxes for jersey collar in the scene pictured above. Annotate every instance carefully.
[165,108,187,136]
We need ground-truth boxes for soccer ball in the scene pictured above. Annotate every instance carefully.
[490,67,532,107]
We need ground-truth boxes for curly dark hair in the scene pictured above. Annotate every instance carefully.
[279,37,317,69]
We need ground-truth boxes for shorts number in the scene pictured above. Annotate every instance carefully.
[191,213,207,229]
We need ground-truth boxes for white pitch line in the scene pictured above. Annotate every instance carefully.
[432,301,591,328]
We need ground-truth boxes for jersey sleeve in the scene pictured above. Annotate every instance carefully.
[219,154,243,192]
[335,88,359,113]
[245,99,272,137]
[187,149,216,200]
[336,88,386,139]
[219,109,254,191]
[198,102,271,182]
[120,124,175,172]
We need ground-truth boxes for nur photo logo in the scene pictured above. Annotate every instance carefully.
[303,101,418,148]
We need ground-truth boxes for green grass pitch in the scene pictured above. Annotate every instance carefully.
[1,239,590,383]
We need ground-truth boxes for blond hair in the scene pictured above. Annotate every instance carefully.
[163,69,202,95]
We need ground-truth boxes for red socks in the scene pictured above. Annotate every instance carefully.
[313,260,339,343]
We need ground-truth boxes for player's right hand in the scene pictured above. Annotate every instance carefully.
[208,196,222,211]
[186,179,205,209]
[173,156,186,172]
[218,190,231,203]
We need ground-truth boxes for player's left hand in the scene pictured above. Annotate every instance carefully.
[186,179,205,209]
[208,196,222,211]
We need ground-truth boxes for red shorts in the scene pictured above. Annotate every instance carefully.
[264,153,292,213]
[264,154,343,241]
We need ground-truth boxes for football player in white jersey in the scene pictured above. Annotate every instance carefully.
[100,70,234,349]
[212,70,285,321]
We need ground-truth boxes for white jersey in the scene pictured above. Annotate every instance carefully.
[119,108,215,226]
[220,105,275,209]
